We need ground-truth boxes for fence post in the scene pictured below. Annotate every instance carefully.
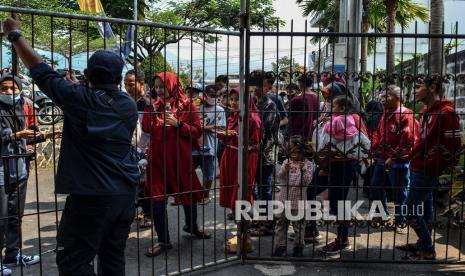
[238,0,250,262]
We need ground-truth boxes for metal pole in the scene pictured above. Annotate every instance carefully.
[238,0,250,261]
[339,0,348,43]
[134,0,138,20]
[348,0,361,94]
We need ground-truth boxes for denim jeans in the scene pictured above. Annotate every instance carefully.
[370,161,410,224]
[406,172,437,252]
[254,164,274,201]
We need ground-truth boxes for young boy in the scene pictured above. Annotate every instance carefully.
[193,85,226,204]
[399,76,461,260]
[0,74,42,271]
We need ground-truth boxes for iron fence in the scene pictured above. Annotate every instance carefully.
[0,4,464,276]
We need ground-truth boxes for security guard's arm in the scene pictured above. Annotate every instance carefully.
[2,17,43,70]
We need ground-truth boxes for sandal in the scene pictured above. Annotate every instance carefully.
[136,212,145,221]
[183,225,211,239]
[227,213,235,221]
[403,250,436,261]
[199,197,211,205]
[395,243,419,252]
[145,243,172,257]
[139,218,153,228]
[248,225,273,237]
[225,235,254,254]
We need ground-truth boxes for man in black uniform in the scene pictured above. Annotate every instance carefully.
[3,16,140,276]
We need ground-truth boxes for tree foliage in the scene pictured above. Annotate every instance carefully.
[1,0,105,65]
[296,0,429,51]
[271,56,304,83]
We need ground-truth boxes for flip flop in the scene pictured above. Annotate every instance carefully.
[139,218,153,228]
[183,225,211,239]
[145,243,172,257]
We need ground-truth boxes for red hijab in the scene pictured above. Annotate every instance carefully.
[228,87,261,131]
[152,72,190,113]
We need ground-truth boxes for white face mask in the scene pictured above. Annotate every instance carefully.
[217,87,227,94]
[204,95,216,106]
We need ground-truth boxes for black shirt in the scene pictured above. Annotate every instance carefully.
[30,63,140,195]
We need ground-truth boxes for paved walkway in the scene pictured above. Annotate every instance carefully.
[11,168,465,275]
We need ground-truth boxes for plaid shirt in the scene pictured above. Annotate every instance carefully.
[276,159,314,209]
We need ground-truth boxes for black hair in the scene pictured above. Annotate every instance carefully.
[364,100,384,131]
[285,83,300,91]
[204,84,218,94]
[215,75,229,84]
[297,74,313,88]
[332,95,353,112]
[125,69,146,82]
[249,70,275,87]
[288,135,313,159]
[422,75,444,98]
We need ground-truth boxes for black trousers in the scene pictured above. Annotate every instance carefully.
[56,194,135,276]
[0,180,28,260]
[152,200,198,244]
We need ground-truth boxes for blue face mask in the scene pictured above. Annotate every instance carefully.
[0,94,21,106]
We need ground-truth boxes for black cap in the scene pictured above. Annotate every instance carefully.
[87,50,124,81]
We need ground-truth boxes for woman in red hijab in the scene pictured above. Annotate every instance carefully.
[218,88,262,219]
[142,72,210,257]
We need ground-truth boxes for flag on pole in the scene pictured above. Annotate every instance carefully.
[77,0,114,39]
[120,25,134,61]
[77,0,134,61]
[77,0,104,14]
[97,22,115,39]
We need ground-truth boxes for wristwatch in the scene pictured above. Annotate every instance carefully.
[7,30,22,43]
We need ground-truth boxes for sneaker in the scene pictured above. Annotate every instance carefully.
[3,254,40,267]
[1,265,12,276]
[320,239,351,254]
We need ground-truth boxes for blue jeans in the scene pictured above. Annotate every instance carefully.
[406,172,437,252]
[370,161,410,224]
[254,164,274,201]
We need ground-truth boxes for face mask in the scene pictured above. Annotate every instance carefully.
[204,95,216,105]
[218,87,227,94]
[0,94,21,106]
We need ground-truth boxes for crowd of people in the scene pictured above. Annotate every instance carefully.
[0,15,463,276]
[125,66,461,261]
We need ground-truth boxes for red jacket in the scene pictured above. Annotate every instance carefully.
[373,106,418,163]
[23,97,38,129]
[411,100,462,177]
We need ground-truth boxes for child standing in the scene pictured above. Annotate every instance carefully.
[274,135,314,257]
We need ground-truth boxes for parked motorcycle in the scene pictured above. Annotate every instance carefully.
[23,88,63,125]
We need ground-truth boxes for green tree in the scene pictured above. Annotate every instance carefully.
[1,0,104,67]
[271,56,304,83]
[296,0,429,75]
[96,0,283,61]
